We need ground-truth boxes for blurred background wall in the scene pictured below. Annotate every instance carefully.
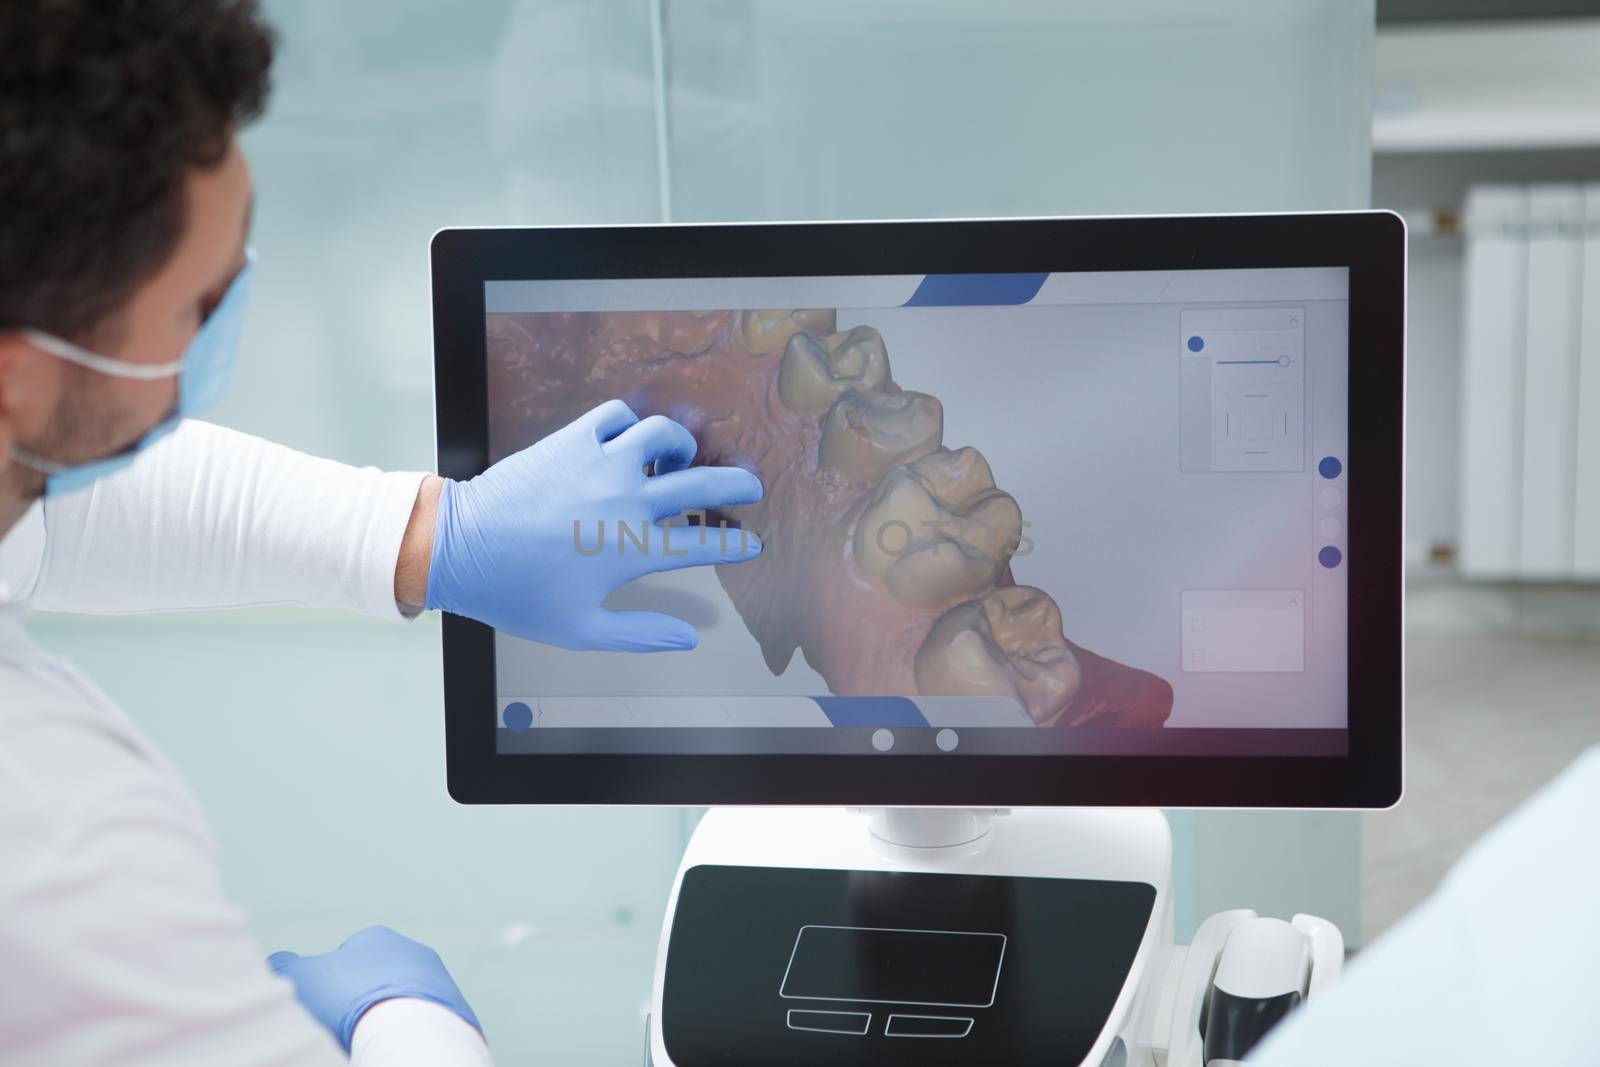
[30,0,1600,1061]
[1365,1,1600,938]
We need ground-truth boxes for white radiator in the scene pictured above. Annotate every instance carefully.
[1458,184,1600,581]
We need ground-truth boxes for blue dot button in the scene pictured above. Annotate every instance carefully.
[503,701,534,732]
[1319,456,1342,479]
[1187,335,1205,352]
[1318,546,1342,569]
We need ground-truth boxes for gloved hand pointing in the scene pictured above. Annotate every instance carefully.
[267,925,482,1053]
[425,399,763,651]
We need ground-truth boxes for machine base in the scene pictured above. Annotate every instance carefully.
[647,808,1173,1067]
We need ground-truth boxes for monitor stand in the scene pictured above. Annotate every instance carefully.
[645,806,1343,1066]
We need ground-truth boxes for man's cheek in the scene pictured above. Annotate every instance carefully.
[118,377,179,439]
[59,374,146,460]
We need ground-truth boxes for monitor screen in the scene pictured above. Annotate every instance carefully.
[479,265,1349,760]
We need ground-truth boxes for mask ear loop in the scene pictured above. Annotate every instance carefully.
[9,444,69,476]
[20,329,184,380]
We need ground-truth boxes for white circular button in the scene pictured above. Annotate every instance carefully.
[936,729,959,752]
[1319,487,1343,509]
[1318,517,1343,539]
[871,729,894,752]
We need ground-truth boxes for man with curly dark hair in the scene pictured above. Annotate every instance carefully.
[0,3,492,1065]
[0,2,760,1065]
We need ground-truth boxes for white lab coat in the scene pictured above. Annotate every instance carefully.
[0,421,492,1067]
[1250,745,1600,1066]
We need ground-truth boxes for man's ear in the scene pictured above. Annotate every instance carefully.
[0,333,41,466]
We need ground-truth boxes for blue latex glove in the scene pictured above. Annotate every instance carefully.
[425,399,763,651]
[267,925,482,1053]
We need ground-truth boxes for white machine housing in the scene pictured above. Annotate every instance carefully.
[646,807,1340,1067]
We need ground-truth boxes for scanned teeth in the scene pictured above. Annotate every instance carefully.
[738,309,838,356]
[776,326,892,415]
[853,448,1023,609]
[913,586,1082,726]
[817,389,943,486]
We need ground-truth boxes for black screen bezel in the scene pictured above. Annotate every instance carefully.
[431,213,1404,808]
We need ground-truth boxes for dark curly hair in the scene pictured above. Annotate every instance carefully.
[0,0,275,343]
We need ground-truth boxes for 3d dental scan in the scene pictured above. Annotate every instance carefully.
[480,268,1350,758]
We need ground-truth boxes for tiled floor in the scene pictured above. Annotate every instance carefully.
[1364,635,1600,941]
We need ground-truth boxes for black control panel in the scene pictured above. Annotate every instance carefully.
[661,865,1156,1066]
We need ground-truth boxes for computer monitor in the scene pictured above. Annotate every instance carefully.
[431,213,1403,808]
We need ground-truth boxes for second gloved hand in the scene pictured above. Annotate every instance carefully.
[267,925,482,1053]
[425,399,763,651]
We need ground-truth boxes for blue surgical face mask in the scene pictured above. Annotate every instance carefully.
[11,248,255,497]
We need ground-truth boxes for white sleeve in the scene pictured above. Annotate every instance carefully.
[1247,746,1600,1066]
[25,420,428,621]
[351,999,494,1067]
[0,663,349,1067]
[0,653,496,1067]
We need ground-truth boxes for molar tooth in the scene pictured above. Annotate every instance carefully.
[909,447,999,510]
[913,587,1082,726]
[738,309,837,355]
[776,333,840,414]
[817,390,943,485]
[823,326,890,390]
[776,326,892,415]
[853,447,1022,609]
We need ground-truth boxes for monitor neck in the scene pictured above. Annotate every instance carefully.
[858,808,1005,849]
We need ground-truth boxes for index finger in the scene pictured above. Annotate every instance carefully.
[575,399,639,444]
[604,413,698,475]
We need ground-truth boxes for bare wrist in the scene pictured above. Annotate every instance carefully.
[395,475,444,609]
